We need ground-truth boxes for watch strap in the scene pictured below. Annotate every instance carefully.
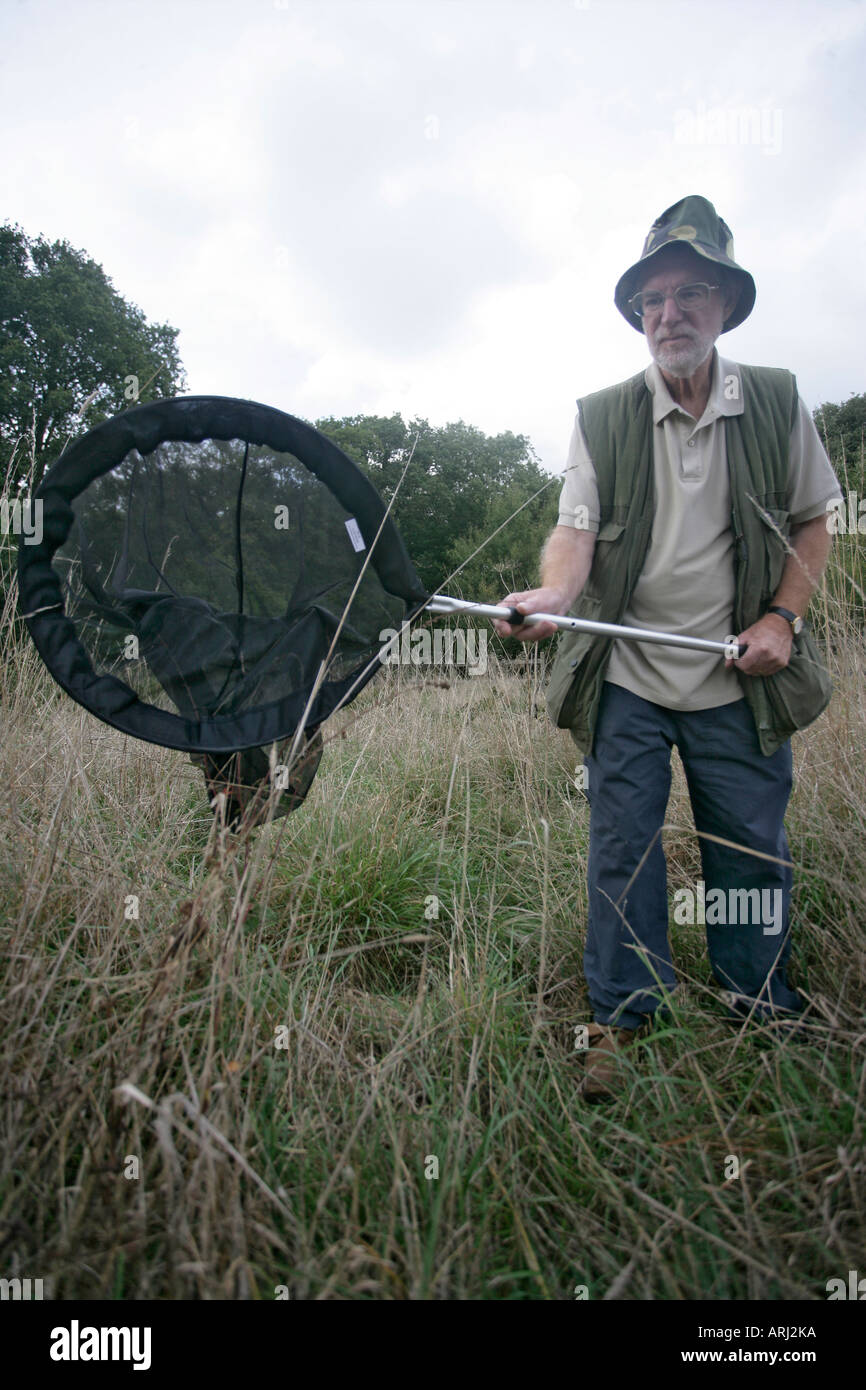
[767,606,802,630]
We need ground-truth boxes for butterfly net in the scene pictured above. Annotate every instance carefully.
[19,397,430,821]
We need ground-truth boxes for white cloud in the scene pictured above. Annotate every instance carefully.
[0,0,863,477]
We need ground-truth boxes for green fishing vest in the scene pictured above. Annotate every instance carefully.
[545,363,833,756]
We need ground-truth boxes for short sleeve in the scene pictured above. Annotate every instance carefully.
[788,397,844,524]
[558,414,600,532]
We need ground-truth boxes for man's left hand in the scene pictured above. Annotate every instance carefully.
[725,613,793,676]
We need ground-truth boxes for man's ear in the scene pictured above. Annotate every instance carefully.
[723,277,740,321]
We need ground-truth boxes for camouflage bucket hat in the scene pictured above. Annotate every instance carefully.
[614,194,756,333]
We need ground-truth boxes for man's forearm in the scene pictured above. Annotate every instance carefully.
[492,524,597,640]
[731,514,834,675]
[540,524,596,612]
[771,514,833,617]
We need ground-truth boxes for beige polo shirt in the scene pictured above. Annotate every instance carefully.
[558,350,843,711]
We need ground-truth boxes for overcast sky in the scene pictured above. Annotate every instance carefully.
[2,0,864,474]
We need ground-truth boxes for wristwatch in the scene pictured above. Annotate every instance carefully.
[767,606,804,635]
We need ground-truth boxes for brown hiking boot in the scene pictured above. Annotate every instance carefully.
[578,1021,644,1104]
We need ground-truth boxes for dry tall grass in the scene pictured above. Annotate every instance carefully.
[1,498,864,1300]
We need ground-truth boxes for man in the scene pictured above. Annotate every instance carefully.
[493,195,842,1103]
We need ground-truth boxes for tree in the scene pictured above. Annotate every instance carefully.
[813,393,866,629]
[315,411,551,594]
[0,222,186,490]
[444,479,559,603]
[813,392,866,492]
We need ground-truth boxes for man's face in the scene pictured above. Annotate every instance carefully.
[637,246,737,378]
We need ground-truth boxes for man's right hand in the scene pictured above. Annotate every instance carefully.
[492,587,568,642]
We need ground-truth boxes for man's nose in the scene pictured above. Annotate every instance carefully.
[659,292,684,324]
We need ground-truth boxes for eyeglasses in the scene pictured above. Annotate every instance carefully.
[628,282,721,318]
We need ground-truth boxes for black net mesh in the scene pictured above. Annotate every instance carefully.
[19,399,430,826]
[53,436,409,726]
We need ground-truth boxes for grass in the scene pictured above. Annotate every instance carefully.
[1,485,865,1301]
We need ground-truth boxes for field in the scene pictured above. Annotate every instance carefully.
[1,544,864,1303]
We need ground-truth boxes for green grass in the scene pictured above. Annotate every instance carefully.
[1,517,865,1300]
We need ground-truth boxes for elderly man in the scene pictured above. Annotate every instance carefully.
[494,195,842,1102]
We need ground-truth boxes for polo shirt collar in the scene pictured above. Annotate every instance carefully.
[644,348,745,426]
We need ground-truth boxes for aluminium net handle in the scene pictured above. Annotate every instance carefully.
[426,594,749,660]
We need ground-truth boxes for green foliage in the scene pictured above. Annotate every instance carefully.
[315,412,555,594]
[444,482,559,602]
[813,393,866,489]
[0,222,186,489]
[812,393,866,626]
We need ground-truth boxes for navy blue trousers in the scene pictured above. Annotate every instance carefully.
[583,682,803,1028]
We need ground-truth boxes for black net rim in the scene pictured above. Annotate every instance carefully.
[17,395,430,753]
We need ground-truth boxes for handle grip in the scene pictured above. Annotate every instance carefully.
[505,609,751,659]
[503,607,556,630]
[432,595,749,661]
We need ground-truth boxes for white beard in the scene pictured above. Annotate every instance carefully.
[650,328,715,378]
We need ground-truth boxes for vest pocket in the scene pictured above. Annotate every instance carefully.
[583,520,626,603]
[753,505,790,606]
[761,629,832,740]
[545,595,603,728]
[546,521,626,729]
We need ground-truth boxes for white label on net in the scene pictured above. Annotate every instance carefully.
[345,518,366,552]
